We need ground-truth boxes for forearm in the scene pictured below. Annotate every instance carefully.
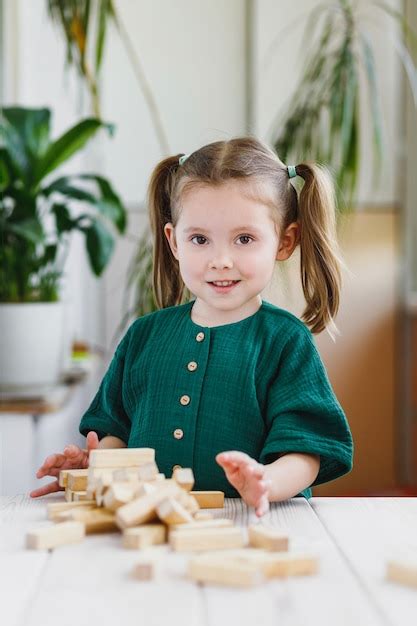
[98,435,127,449]
[263,453,320,502]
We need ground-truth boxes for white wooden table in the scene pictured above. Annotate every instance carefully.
[2,495,417,626]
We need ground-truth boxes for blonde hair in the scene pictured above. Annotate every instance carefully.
[148,135,345,336]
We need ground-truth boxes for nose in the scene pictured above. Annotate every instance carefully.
[208,249,234,269]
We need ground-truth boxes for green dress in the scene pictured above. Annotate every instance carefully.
[79,299,354,498]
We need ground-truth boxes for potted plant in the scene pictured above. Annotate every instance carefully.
[0,106,127,389]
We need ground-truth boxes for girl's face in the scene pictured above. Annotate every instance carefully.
[164,181,298,322]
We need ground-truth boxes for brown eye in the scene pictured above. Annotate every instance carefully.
[237,235,254,245]
[190,235,207,245]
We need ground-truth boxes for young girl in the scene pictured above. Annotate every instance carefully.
[30,136,353,517]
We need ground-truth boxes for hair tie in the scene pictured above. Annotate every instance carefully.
[179,154,190,166]
[287,164,297,179]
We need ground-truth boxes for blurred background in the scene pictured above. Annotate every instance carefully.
[0,0,416,497]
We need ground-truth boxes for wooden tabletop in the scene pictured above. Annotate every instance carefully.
[2,495,417,626]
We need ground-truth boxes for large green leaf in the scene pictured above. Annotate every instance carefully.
[32,118,115,188]
[82,218,115,276]
[77,173,126,233]
[2,107,51,158]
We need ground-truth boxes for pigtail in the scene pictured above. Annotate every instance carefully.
[147,155,189,309]
[295,162,345,338]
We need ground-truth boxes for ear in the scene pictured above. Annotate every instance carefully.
[276,221,300,261]
[163,222,179,261]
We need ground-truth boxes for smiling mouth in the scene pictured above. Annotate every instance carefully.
[208,280,241,286]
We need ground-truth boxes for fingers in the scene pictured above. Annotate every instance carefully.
[35,453,68,479]
[255,493,270,517]
[29,480,62,498]
[86,431,99,451]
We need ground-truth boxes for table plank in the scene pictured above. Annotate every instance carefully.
[311,497,417,625]
[1,495,389,626]
[203,498,384,626]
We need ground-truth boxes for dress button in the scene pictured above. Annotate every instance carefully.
[180,395,190,405]
[187,361,197,371]
[196,331,205,342]
[172,464,182,472]
[173,429,184,440]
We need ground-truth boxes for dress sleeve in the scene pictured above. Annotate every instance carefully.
[259,325,354,487]
[79,328,132,444]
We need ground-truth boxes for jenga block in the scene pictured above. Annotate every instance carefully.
[135,482,157,498]
[67,469,88,491]
[173,468,194,491]
[170,526,246,552]
[89,448,155,468]
[93,474,116,506]
[57,507,118,534]
[387,557,417,588]
[116,482,182,529]
[87,467,115,482]
[175,490,199,514]
[137,461,159,481]
[26,521,85,549]
[58,469,70,488]
[123,524,167,549]
[156,497,194,525]
[65,487,73,502]
[103,483,138,511]
[73,491,89,501]
[47,501,96,520]
[169,518,234,533]
[131,561,154,580]
[189,491,224,508]
[248,524,289,551]
[189,556,264,587]
[112,467,141,481]
[193,511,213,521]
[195,548,318,578]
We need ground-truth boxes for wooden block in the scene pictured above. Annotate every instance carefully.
[137,461,159,481]
[89,448,155,468]
[170,518,234,533]
[135,482,158,498]
[92,473,116,506]
[112,467,141,481]
[170,526,246,552]
[173,468,194,491]
[73,491,89,501]
[67,469,88,491]
[123,524,167,549]
[189,556,264,587]
[189,491,224,508]
[195,548,318,578]
[103,483,137,511]
[176,491,200,514]
[194,512,214,521]
[131,561,154,581]
[47,501,96,520]
[57,507,118,534]
[26,521,85,549]
[156,497,194,525]
[87,467,115,482]
[65,487,73,502]
[58,469,70,488]
[116,482,182,529]
[248,524,289,551]
[387,557,417,588]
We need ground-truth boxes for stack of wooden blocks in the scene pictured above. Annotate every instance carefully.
[26,447,321,587]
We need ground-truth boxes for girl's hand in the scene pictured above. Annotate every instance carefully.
[29,431,99,498]
[216,450,271,517]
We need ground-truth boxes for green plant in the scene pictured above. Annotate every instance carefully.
[0,106,127,302]
[46,0,169,153]
[269,0,417,210]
